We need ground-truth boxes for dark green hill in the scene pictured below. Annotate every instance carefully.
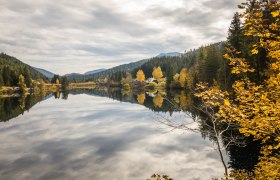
[0,53,47,86]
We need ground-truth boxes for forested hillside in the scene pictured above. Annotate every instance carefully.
[66,58,149,82]
[67,41,227,89]
[133,42,227,88]
[79,42,227,90]
[0,53,47,87]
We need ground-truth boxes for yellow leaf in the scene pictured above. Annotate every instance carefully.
[224,99,230,106]
[251,49,258,55]
[271,10,279,17]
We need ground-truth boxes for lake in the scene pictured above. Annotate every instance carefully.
[0,89,259,180]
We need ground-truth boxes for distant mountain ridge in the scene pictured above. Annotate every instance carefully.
[65,68,107,79]
[84,68,106,75]
[66,59,149,81]
[156,52,181,57]
[33,67,55,78]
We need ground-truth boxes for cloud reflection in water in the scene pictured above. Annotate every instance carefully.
[0,94,227,180]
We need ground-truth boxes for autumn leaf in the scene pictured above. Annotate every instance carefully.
[224,99,230,106]
[271,10,279,17]
[251,49,258,55]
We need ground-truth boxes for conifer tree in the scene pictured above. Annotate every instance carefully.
[227,12,242,51]
[23,67,32,87]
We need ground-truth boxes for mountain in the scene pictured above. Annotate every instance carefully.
[33,67,55,78]
[66,58,149,81]
[84,68,106,75]
[64,69,106,79]
[66,52,183,81]
[0,53,47,86]
[65,73,83,77]
[156,52,181,57]
[67,47,228,82]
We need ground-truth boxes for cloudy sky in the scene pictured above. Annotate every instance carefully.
[0,0,243,74]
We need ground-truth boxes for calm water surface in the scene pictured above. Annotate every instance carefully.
[0,93,229,180]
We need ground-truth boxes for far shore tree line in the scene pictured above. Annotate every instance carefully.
[0,69,69,96]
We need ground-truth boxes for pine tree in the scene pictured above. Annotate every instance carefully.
[227,12,242,51]
[166,65,175,88]
[61,76,69,90]
[0,73,4,86]
[51,75,60,84]
[23,67,32,87]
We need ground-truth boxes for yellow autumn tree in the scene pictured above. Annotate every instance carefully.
[18,74,28,94]
[173,73,180,82]
[185,70,194,89]
[153,95,163,108]
[152,66,163,81]
[39,80,46,96]
[179,68,187,88]
[137,93,146,105]
[196,1,280,179]
[180,91,187,111]
[136,69,145,82]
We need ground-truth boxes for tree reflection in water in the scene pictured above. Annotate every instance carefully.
[0,87,261,177]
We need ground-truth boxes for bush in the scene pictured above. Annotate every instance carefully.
[122,83,130,89]
[146,82,157,90]
[158,81,166,88]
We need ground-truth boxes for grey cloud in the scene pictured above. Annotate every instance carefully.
[0,0,241,74]
[39,171,65,180]
[146,5,233,36]
[203,0,242,10]
[77,44,125,56]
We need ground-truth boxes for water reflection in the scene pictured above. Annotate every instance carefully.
[0,89,260,179]
[0,95,49,122]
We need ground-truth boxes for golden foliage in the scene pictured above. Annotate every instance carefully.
[179,68,187,88]
[147,81,157,89]
[180,91,187,110]
[152,66,163,80]
[173,73,180,82]
[254,148,280,179]
[19,95,26,111]
[18,74,28,94]
[158,81,166,88]
[153,95,163,108]
[223,52,254,74]
[185,70,194,89]
[196,1,280,178]
[137,93,146,105]
[136,69,145,82]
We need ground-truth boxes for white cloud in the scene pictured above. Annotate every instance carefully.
[0,0,243,74]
